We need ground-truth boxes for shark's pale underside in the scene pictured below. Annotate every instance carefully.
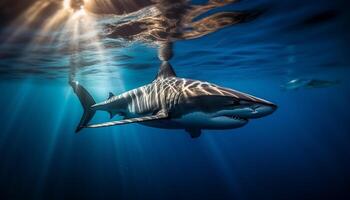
[70,63,277,138]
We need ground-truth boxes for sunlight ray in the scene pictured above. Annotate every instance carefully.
[0,79,33,151]
[34,86,73,197]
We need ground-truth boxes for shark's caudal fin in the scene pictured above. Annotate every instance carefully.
[70,81,96,133]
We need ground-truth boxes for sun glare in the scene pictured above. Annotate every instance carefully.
[63,0,71,11]
[72,7,86,19]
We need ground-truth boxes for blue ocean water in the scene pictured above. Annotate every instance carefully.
[1,0,350,199]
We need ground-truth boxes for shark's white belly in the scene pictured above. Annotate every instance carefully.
[140,112,248,130]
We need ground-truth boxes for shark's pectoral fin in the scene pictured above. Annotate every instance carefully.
[185,128,202,138]
[87,110,168,128]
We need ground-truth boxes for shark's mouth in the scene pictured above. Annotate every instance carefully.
[224,115,248,122]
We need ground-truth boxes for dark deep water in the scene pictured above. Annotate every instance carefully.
[1,0,350,199]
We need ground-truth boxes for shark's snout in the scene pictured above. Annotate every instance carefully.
[228,89,277,119]
[202,85,279,124]
[246,102,277,118]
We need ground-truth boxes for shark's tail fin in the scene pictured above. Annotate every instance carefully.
[70,81,96,133]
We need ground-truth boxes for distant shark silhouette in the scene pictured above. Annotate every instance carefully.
[281,78,340,90]
[70,63,277,138]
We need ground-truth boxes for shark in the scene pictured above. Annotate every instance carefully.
[70,62,277,138]
[281,78,340,91]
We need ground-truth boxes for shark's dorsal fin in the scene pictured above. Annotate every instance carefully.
[155,62,176,80]
[108,92,114,99]
[87,110,168,128]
